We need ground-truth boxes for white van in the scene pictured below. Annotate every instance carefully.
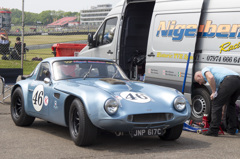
[78,0,240,121]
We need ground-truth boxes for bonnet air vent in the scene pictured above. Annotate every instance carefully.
[99,78,126,85]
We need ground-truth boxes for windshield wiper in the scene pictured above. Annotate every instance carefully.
[112,69,119,79]
[83,65,92,80]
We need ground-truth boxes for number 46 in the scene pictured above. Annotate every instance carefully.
[33,91,44,106]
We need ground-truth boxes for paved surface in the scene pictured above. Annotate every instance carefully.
[1,97,240,159]
[27,40,87,50]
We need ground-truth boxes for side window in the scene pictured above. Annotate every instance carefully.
[96,24,104,46]
[36,63,50,81]
[96,17,118,46]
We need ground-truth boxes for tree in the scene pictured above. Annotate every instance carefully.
[10,9,80,25]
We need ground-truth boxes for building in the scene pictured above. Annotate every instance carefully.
[47,17,78,28]
[0,8,11,31]
[80,4,112,26]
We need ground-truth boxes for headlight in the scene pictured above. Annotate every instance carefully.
[174,97,186,111]
[104,99,119,115]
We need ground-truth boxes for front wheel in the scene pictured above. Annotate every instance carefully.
[69,99,97,146]
[159,124,183,140]
[191,88,211,122]
[11,87,35,126]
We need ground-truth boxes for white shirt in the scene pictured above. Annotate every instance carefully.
[0,39,9,44]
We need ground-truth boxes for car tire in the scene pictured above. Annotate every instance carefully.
[69,98,97,146]
[159,124,183,140]
[191,88,211,122]
[11,87,35,126]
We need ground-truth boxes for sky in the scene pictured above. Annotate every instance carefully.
[1,0,120,13]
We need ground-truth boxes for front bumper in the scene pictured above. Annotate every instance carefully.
[96,113,190,132]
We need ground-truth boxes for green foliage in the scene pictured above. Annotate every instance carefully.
[10,9,80,25]
[11,9,22,25]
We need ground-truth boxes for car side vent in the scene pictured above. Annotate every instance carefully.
[54,93,60,99]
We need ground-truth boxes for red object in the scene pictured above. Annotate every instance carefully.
[0,11,11,13]
[200,114,210,133]
[51,43,87,57]
[47,17,77,27]
[219,126,224,135]
[202,114,210,129]
[201,114,224,135]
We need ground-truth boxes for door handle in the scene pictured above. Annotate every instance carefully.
[107,50,113,54]
[147,52,155,57]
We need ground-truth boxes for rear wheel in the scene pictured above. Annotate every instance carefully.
[159,124,183,140]
[69,98,97,146]
[191,88,211,122]
[11,87,35,126]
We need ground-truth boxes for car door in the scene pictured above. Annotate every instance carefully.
[87,17,119,60]
[145,0,204,93]
[28,62,53,118]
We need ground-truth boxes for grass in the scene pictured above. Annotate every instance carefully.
[1,34,88,75]
[0,48,54,75]
[8,35,87,47]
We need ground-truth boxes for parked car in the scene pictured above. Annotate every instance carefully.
[11,57,191,146]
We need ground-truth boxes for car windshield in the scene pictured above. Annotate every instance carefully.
[52,60,129,80]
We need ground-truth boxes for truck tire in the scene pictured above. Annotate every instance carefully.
[11,87,35,126]
[191,88,211,122]
[159,124,183,140]
[69,98,97,146]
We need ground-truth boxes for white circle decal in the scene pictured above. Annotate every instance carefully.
[32,85,44,111]
[120,92,151,103]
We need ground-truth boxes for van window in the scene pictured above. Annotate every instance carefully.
[96,17,117,46]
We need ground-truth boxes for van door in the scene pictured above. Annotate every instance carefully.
[83,17,119,60]
[145,0,204,94]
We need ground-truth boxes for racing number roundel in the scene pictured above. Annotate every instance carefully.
[120,92,151,103]
[32,85,44,111]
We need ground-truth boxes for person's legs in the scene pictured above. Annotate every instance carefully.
[226,77,240,134]
[208,76,236,135]
[226,102,237,134]
[209,99,225,134]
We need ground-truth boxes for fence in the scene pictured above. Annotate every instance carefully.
[0,25,96,75]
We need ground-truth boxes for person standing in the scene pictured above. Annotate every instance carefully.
[194,66,240,136]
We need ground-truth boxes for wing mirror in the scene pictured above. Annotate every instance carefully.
[43,70,52,85]
[44,77,51,84]
[88,33,95,49]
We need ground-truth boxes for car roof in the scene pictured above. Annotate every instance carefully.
[42,57,115,63]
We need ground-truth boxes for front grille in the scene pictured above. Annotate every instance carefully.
[133,123,165,128]
[127,113,174,123]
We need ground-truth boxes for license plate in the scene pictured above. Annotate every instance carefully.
[130,128,163,137]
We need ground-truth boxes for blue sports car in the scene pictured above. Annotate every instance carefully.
[11,57,191,146]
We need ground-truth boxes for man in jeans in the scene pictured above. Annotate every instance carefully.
[194,66,240,136]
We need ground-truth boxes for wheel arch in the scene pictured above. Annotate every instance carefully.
[192,82,211,98]
[11,84,29,114]
[11,84,22,98]
[64,95,86,127]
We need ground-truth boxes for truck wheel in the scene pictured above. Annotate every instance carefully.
[11,87,35,126]
[69,98,97,146]
[159,124,183,140]
[191,88,211,122]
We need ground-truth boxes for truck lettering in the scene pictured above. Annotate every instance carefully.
[156,20,240,41]
[219,42,240,53]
